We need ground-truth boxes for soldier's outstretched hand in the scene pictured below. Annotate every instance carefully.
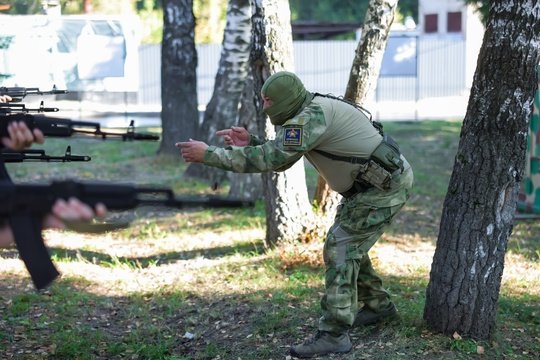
[176,139,209,163]
[215,126,250,147]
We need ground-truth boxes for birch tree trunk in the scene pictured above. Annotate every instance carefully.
[424,0,540,339]
[304,0,398,242]
[229,73,264,200]
[159,0,198,155]
[250,0,311,247]
[184,0,252,186]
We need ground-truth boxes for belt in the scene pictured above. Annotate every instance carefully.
[340,167,402,199]
[340,181,373,198]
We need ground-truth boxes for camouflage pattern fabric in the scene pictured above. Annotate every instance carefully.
[204,96,382,192]
[202,90,414,336]
[318,160,413,334]
[204,101,326,173]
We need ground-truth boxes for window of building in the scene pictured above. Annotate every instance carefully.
[425,14,438,33]
[447,11,462,33]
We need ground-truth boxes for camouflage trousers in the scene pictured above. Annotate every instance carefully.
[319,162,413,335]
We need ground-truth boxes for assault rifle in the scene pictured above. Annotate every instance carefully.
[0,113,159,141]
[0,146,91,163]
[0,102,59,114]
[0,180,254,290]
[0,86,67,102]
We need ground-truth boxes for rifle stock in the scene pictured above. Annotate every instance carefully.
[0,180,254,290]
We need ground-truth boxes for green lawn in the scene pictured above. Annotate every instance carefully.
[1,120,538,359]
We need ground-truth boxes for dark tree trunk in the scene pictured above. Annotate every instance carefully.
[159,0,198,156]
[424,1,540,339]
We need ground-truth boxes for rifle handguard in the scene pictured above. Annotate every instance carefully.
[0,113,160,141]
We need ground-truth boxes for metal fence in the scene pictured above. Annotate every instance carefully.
[138,36,472,120]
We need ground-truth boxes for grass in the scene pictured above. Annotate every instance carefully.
[1,120,539,359]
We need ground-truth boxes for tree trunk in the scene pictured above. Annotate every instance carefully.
[229,73,264,200]
[184,0,252,186]
[159,0,198,156]
[250,0,311,247]
[344,0,397,104]
[424,1,540,339]
[306,0,398,241]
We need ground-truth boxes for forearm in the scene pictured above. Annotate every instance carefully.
[204,142,302,173]
[249,134,265,146]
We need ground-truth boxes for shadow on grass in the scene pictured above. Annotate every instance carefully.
[47,240,265,268]
[1,267,538,359]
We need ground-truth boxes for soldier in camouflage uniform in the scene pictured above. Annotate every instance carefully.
[177,71,413,358]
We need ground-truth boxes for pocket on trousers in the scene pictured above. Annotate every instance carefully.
[365,204,404,228]
[327,292,352,309]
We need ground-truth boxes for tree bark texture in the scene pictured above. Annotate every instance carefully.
[424,0,540,339]
[345,0,398,104]
[308,0,398,241]
[184,0,252,186]
[229,73,264,201]
[250,0,311,247]
[159,0,198,155]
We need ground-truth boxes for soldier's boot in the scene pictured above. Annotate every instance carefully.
[290,331,352,358]
[353,302,398,327]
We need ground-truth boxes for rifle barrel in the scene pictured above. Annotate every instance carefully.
[0,113,159,141]
[0,86,68,102]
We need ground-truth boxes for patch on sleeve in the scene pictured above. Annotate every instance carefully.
[283,127,303,146]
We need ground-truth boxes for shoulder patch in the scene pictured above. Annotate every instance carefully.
[283,127,303,146]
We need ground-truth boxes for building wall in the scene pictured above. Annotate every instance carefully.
[138,35,474,121]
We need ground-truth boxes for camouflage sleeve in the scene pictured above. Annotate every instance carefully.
[203,104,327,173]
[203,137,304,173]
[248,134,265,146]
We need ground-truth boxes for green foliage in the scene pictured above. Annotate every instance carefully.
[289,0,419,24]
[288,0,419,40]
[289,0,367,23]
[4,0,41,14]
[137,0,163,44]
[396,0,419,22]
[464,0,490,25]
[136,0,161,11]
[60,0,85,14]
[2,0,133,15]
